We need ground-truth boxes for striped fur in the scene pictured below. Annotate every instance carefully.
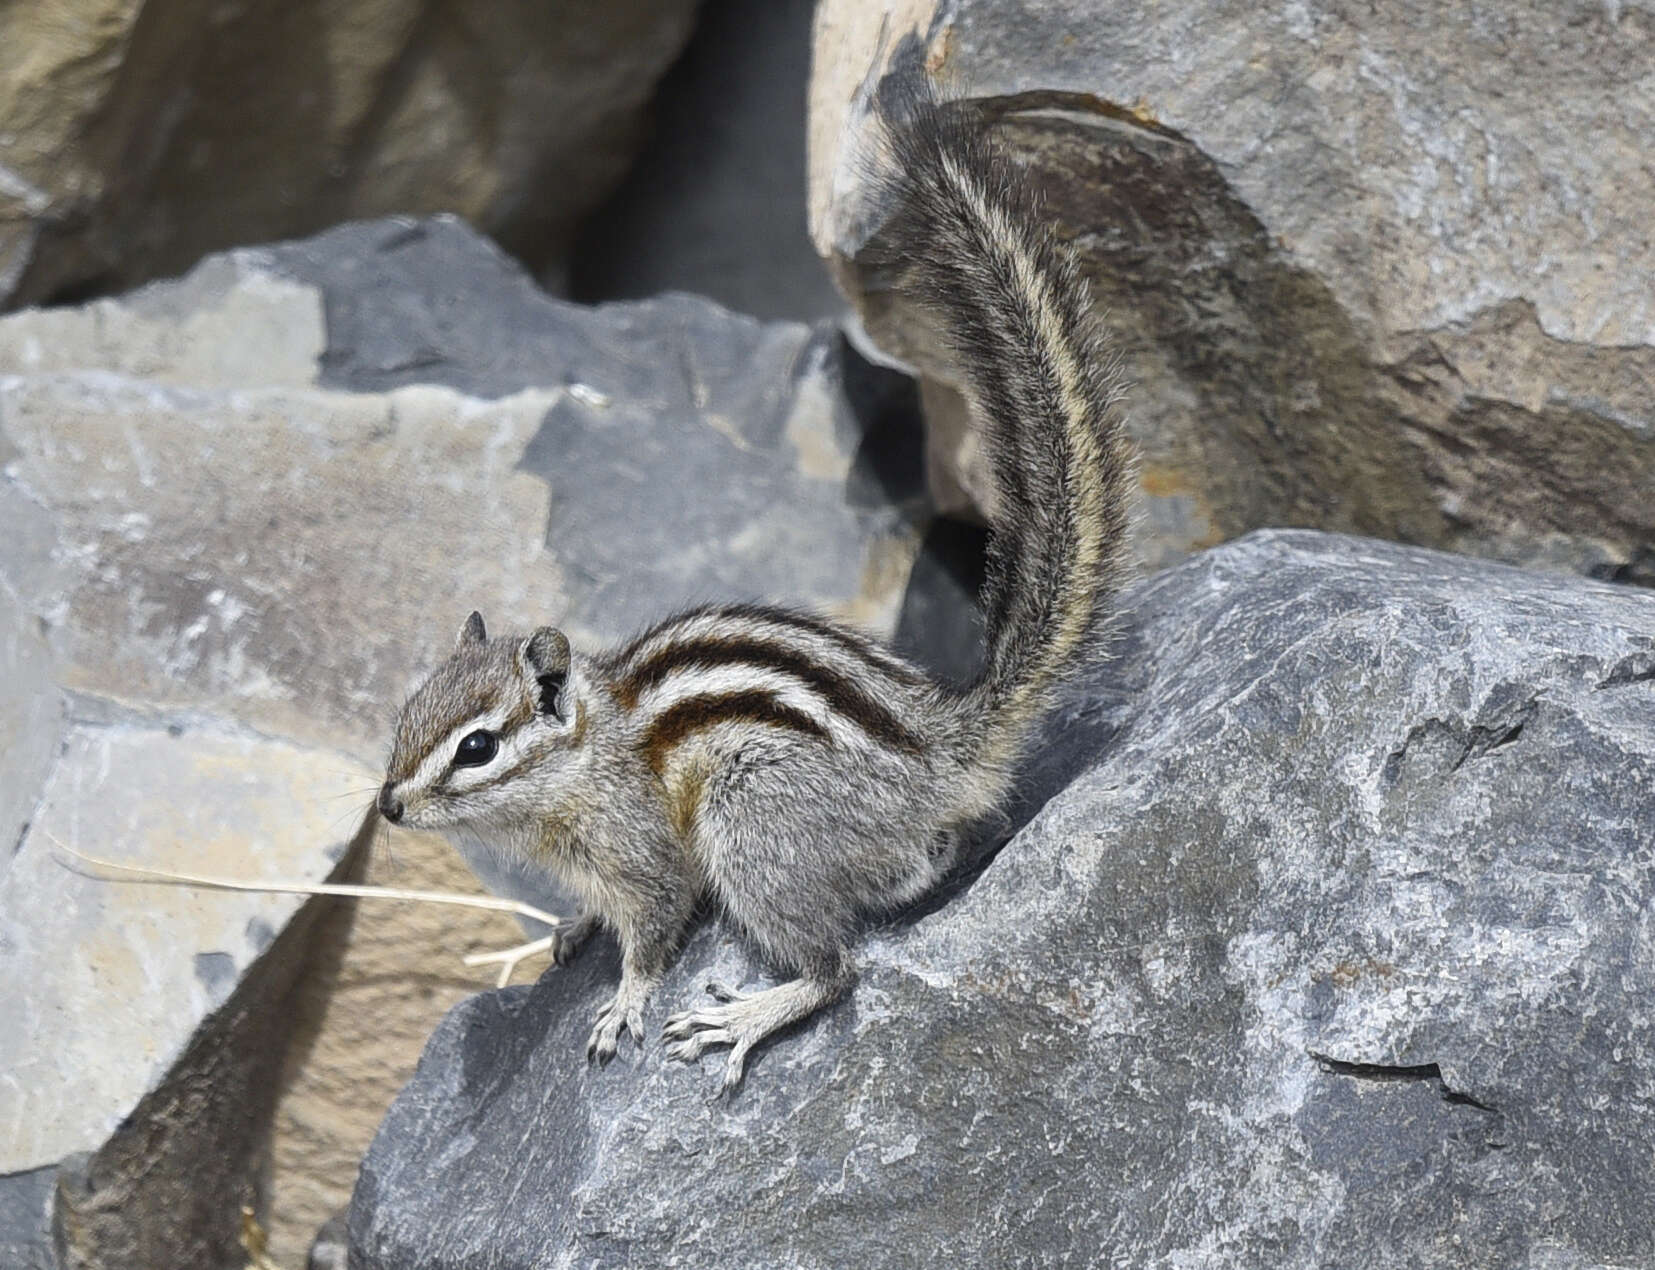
[865,83,1136,789]
[639,690,831,776]
[616,631,925,753]
[611,602,931,690]
[377,81,1136,1092]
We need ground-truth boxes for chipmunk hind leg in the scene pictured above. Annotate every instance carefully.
[665,767,871,1090]
[662,856,858,1091]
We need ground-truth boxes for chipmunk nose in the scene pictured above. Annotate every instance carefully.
[377,782,405,824]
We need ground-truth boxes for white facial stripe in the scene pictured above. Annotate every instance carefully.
[444,722,538,793]
[405,705,516,794]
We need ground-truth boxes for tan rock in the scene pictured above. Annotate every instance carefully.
[1,372,564,761]
[811,0,1655,581]
[265,826,513,1268]
[0,0,699,309]
[0,718,373,1175]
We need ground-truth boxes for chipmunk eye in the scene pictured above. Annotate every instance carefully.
[453,729,498,767]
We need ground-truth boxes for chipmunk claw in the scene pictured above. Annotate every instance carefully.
[662,994,760,1092]
[705,979,750,1003]
[586,978,651,1065]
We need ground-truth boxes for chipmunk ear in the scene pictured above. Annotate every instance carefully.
[522,627,572,719]
[456,611,487,650]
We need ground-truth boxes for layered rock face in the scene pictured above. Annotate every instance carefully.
[0,217,939,1267]
[0,0,699,310]
[348,531,1655,1269]
[5,3,1653,1265]
[810,0,1655,582]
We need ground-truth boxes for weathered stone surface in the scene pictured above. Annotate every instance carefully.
[0,339,376,1264]
[0,0,699,310]
[0,1167,55,1270]
[1,716,363,1172]
[570,0,846,323]
[349,530,1655,1269]
[810,1,1655,581]
[259,216,932,651]
[0,215,943,1264]
[307,1211,349,1270]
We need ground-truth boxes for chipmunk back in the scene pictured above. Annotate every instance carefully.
[376,83,1136,1092]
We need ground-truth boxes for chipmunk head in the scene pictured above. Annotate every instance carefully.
[378,612,587,833]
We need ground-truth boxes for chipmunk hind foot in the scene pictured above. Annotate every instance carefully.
[663,960,854,1094]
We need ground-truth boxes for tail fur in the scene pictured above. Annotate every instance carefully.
[868,82,1137,787]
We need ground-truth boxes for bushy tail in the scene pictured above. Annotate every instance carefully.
[868,82,1136,786]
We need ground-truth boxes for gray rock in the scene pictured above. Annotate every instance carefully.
[0,365,370,1266]
[348,530,1655,1269]
[0,217,942,1264]
[810,0,1655,582]
[307,1211,349,1270]
[253,215,933,651]
[0,1167,55,1270]
[569,0,847,323]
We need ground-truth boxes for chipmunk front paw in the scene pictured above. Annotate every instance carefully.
[586,976,652,1065]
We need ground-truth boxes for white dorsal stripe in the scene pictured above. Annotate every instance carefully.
[939,149,1108,700]
[633,664,888,751]
[635,664,824,720]
[621,608,917,687]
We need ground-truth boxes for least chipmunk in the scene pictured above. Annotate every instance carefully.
[375,83,1136,1092]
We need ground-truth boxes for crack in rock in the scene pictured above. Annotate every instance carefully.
[1310,1051,1497,1113]
[1450,698,1538,771]
[1597,651,1655,690]
[1382,694,1539,785]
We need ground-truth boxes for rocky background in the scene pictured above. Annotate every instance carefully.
[813,0,1655,575]
[0,2,1650,1268]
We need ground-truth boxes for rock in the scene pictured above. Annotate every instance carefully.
[0,423,373,1267]
[265,823,512,1270]
[809,1,1655,582]
[261,216,933,651]
[0,217,943,1264]
[570,0,847,323]
[0,1167,55,1270]
[1,714,363,1166]
[348,530,1655,1269]
[0,0,699,310]
[307,1211,349,1270]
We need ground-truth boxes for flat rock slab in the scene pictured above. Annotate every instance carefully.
[0,714,361,1172]
[1,219,930,763]
[0,213,942,1264]
[350,530,1655,1269]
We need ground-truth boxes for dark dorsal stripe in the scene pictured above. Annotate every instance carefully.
[618,636,926,753]
[639,690,830,775]
[713,604,932,687]
[615,603,930,689]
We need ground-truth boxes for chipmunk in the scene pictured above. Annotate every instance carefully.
[375,82,1136,1093]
